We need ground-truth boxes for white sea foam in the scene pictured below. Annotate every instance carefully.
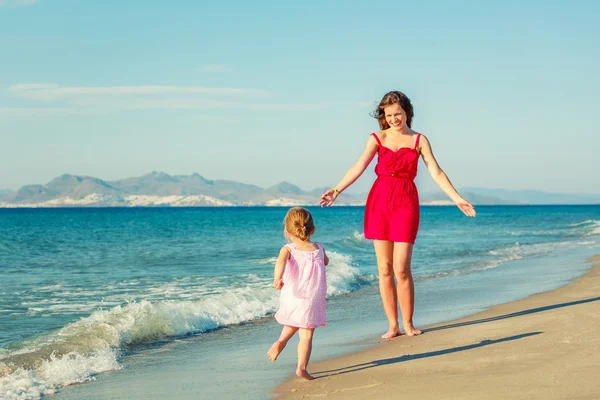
[567,219,597,227]
[252,257,278,265]
[489,240,595,258]
[337,231,372,250]
[0,251,368,399]
[353,231,366,241]
[506,229,561,236]
[326,252,374,296]
[30,284,63,293]
[418,239,596,280]
[566,219,600,236]
[583,221,600,236]
[343,231,368,243]
[0,350,120,400]
[501,220,600,238]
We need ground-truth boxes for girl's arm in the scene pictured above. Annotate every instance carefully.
[323,248,329,266]
[320,136,379,207]
[273,246,291,289]
[419,135,476,217]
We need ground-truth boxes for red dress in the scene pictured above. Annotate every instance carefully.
[364,133,421,244]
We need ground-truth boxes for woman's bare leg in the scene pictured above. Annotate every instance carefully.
[374,240,400,338]
[393,242,421,336]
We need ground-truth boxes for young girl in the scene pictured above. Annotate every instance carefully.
[320,91,476,338]
[267,207,329,381]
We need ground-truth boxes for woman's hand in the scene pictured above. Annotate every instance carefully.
[320,189,339,207]
[274,279,284,290]
[456,199,476,217]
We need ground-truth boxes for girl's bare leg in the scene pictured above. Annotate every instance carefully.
[374,240,400,338]
[296,328,315,380]
[268,325,299,361]
[393,242,421,336]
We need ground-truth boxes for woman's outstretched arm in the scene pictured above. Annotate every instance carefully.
[320,136,378,207]
[419,135,476,217]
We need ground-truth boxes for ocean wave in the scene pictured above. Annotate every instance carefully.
[502,220,600,238]
[250,257,278,265]
[416,254,520,280]
[0,251,370,399]
[568,219,600,236]
[0,350,120,399]
[417,239,596,281]
[582,221,600,236]
[326,252,375,296]
[337,231,372,249]
[505,229,563,236]
[567,219,597,227]
[348,231,367,242]
[17,256,372,318]
[488,240,594,258]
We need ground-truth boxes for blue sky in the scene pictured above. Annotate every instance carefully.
[1,0,598,195]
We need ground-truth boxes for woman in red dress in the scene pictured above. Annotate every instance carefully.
[320,91,476,338]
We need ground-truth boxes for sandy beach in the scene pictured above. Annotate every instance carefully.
[274,255,600,400]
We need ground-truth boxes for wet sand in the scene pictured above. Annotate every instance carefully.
[274,255,600,399]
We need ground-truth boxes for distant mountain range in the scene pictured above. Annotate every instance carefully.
[459,187,600,205]
[0,172,598,208]
[0,172,363,208]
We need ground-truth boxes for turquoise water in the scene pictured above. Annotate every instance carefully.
[0,206,599,399]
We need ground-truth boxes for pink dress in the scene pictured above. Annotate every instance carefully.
[275,242,327,329]
[364,133,421,244]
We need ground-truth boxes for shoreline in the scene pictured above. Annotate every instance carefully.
[274,255,600,399]
[2,204,599,209]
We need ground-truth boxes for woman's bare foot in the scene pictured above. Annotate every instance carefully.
[267,341,286,361]
[381,327,401,339]
[296,368,315,380]
[403,321,422,336]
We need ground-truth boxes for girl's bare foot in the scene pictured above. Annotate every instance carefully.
[381,327,401,339]
[267,341,286,361]
[403,321,422,336]
[296,368,315,380]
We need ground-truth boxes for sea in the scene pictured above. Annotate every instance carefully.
[0,205,599,399]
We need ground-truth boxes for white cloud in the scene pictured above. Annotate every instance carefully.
[8,84,270,101]
[0,83,326,117]
[3,84,326,114]
[0,0,39,7]
[69,98,327,111]
[0,107,100,117]
[0,101,326,117]
[199,64,232,73]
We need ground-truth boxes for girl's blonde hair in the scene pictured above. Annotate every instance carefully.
[284,207,315,242]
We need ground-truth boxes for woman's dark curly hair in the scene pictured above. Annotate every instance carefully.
[372,91,414,129]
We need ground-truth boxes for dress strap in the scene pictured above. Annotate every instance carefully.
[414,133,422,149]
[371,133,382,147]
